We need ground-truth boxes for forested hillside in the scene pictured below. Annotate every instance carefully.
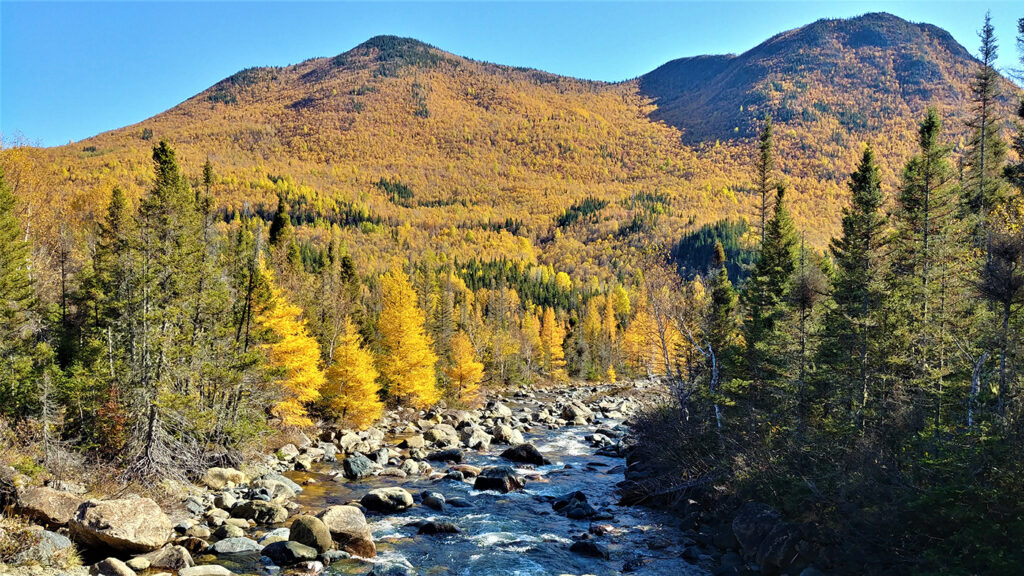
[1,10,1023,576]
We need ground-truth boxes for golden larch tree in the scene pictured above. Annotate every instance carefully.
[446,331,485,406]
[378,266,440,409]
[540,306,567,379]
[257,269,325,427]
[324,319,383,429]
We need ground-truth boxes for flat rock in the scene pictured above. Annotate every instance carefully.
[70,497,173,554]
[15,486,83,527]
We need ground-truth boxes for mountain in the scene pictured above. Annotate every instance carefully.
[5,15,1019,284]
[639,12,1011,143]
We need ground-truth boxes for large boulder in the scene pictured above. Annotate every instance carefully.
[261,540,317,565]
[231,500,288,524]
[342,453,374,480]
[289,515,332,553]
[473,466,526,493]
[561,402,594,423]
[398,435,425,449]
[15,486,83,527]
[201,467,248,490]
[361,487,414,513]
[316,505,375,557]
[500,443,551,465]
[70,497,172,554]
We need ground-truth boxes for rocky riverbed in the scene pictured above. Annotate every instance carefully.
[0,382,734,576]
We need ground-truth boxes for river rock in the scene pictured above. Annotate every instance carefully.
[71,497,173,554]
[317,505,376,557]
[15,486,83,526]
[175,537,210,554]
[473,466,526,493]
[400,459,421,475]
[91,557,135,576]
[491,424,524,445]
[289,515,332,553]
[214,524,244,539]
[368,561,418,576]
[252,474,302,496]
[143,544,195,570]
[213,492,237,511]
[421,491,445,511]
[561,402,594,423]
[361,487,414,513]
[261,540,317,565]
[180,565,234,576]
[569,539,609,559]
[427,448,464,463]
[451,464,481,477]
[553,491,595,519]
[209,537,261,554]
[399,435,425,449]
[11,528,75,566]
[231,500,288,524]
[500,443,551,465]
[487,401,514,418]
[461,429,492,450]
[258,527,290,545]
[201,467,248,489]
[756,522,800,570]
[417,521,460,535]
[276,444,300,461]
[342,453,374,480]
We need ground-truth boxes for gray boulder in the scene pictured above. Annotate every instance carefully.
[361,487,414,513]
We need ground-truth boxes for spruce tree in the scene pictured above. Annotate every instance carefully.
[742,184,798,394]
[963,12,1008,238]
[818,147,889,433]
[706,240,741,383]
[0,166,38,418]
[755,114,775,246]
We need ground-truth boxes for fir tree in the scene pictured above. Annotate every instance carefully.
[0,165,37,418]
[818,146,889,432]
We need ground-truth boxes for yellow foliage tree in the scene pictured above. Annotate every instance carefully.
[446,331,484,406]
[540,306,567,380]
[324,319,383,429]
[378,267,440,409]
[257,270,325,427]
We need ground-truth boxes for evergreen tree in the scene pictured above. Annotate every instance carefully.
[742,185,798,392]
[755,114,775,246]
[963,12,1009,235]
[889,109,968,435]
[706,241,742,382]
[818,147,889,433]
[0,165,38,418]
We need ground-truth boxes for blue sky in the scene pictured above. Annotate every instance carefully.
[1,1,1021,147]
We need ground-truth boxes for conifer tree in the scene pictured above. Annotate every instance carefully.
[963,12,1008,237]
[889,109,967,433]
[378,266,439,408]
[0,165,37,418]
[755,114,775,246]
[257,268,325,427]
[540,306,567,379]
[706,240,742,381]
[324,318,382,429]
[818,147,889,432]
[742,185,798,390]
[446,331,484,406]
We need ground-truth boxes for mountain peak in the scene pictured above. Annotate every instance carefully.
[638,11,991,142]
[331,35,459,74]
